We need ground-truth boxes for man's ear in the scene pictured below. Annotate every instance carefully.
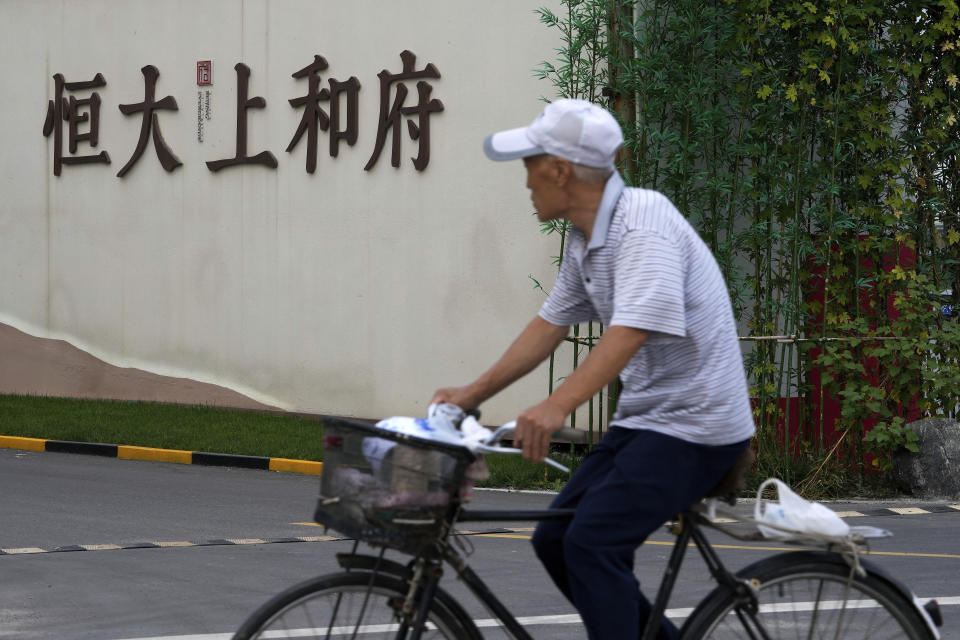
[553,157,573,186]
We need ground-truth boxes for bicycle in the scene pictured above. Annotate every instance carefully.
[232,413,944,639]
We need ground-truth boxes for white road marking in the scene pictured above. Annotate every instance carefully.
[82,544,124,551]
[104,597,960,639]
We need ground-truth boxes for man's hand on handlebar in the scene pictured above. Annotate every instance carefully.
[431,386,480,412]
[516,399,566,463]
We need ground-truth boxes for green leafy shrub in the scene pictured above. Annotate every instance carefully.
[537,0,960,494]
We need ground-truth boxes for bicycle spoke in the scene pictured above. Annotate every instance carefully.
[732,605,769,640]
[326,591,344,640]
[235,573,465,640]
[809,577,824,640]
[351,577,378,640]
[686,563,929,640]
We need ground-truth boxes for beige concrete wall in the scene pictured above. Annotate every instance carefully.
[0,0,568,423]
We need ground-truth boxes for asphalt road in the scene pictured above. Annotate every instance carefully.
[1,448,959,640]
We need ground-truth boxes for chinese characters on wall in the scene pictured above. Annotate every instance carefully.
[42,50,444,177]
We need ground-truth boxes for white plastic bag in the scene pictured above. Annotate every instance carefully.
[372,406,494,453]
[755,478,850,540]
[374,415,465,447]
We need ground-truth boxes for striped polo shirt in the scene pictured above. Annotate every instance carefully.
[539,174,755,446]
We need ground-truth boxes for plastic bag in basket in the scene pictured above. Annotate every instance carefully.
[369,412,492,502]
[459,415,491,501]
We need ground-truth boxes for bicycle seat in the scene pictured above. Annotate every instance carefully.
[703,447,755,505]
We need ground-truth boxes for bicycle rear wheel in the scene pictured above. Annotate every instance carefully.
[681,551,933,639]
[232,571,477,640]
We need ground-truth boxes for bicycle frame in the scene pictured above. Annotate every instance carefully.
[336,506,760,640]
[296,417,939,640]
[641,512,765,640]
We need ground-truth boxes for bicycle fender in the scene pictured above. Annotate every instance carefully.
[336,552,413,580]
[734,551,940,639]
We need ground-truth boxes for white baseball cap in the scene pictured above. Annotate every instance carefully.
[483,99,623,169]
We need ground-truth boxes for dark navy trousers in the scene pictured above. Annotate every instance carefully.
[531,427,749,640]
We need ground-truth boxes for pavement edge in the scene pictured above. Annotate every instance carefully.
[0,435,323,475]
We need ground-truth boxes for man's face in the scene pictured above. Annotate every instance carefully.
[523,155,568,222]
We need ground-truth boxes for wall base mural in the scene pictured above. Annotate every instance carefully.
[0,322,278,410]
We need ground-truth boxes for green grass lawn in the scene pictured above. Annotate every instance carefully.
[6,394,893,497]
[0,394,325,460]
[0,394,575,489]
[478,450,582,491]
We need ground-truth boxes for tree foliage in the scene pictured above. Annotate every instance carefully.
[537,0,960,493]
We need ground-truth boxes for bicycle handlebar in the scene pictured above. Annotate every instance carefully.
[429,403,587,474]
[476,421,585,474]
[483,422,588,446]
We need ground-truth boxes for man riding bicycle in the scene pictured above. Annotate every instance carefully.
[432,99,755,640]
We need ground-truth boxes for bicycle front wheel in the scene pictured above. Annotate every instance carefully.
[682,551,933,639]
[232,571,476,640]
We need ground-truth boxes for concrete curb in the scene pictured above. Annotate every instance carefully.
[4,436,960,510]
[0,435,323,475]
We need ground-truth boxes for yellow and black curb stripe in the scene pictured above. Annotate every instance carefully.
[3,437,959,520]
[0,528,517,556]
[0,435,322,476]
[832,505,960,517]
[0,535,346,556]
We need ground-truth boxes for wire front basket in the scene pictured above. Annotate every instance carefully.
[314,417,476,555]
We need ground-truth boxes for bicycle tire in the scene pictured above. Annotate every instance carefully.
[680,551,933,639]
[232,571,481,640]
